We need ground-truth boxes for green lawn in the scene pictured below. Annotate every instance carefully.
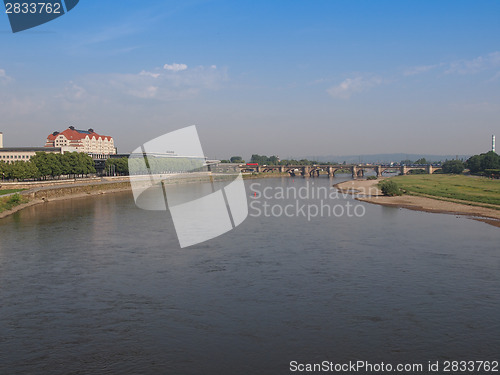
[0,193,29,213]
[390,174,500,207]
[0,189,26,196]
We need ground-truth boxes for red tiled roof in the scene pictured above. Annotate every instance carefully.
[46,128,113,142]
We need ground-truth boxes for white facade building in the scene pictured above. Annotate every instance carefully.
[45,126,116,157]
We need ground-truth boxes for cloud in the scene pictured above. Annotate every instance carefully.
[327,76,382,99]
[67,82,87,100]
[163,63,188,72]
[0,94,46,116]
[404,64,440,76]
[445,51,500,75]
[0,69,13,84]
[489,71,500,82]
[402,52,500,78]
[139,70,161,78]
[69,64,226,102]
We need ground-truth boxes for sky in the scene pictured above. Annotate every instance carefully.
[0,0,499,160]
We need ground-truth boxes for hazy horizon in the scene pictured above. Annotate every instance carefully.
[1,1,499,158]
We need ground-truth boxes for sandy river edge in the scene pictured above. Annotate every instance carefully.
[335,178,500,228]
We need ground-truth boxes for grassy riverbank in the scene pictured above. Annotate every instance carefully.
[0,189,26,196]
[0,193,29,213]
[391,174,500,208]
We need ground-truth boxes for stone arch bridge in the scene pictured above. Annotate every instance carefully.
[238,164,441,177]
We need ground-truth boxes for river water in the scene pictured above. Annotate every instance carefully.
[0,176,499,374]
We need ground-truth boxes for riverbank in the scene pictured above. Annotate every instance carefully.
[0,172,292,219]
[0,180,132,219]
[335,178,500,227]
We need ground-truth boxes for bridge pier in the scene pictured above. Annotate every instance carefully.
[301,166,311,177]
[327,166,334,177]
[400,166,408,175]
[375,165,382,178]
[351,166,358,178]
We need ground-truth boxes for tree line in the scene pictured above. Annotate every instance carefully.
[465,151,500,177]
[221,154,337,166]
[0,152,96,181]
[105,157,129,176]
[418,151,499,175]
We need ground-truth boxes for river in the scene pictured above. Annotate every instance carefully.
[0,175,499,374]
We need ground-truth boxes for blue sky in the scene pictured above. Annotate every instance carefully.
[1,0,499,159]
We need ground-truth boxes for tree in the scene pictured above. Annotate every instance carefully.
[115,157,128,175]
[105,157,128,175]
[9,161,38,181]
[46,153,62,178]
[480,151,500,171]
[441,160,464,174]
[58,153,71,176]
[250,154,263,164]
[466,154,482,174]
[78,152,96,176]
[0,161,11,180]
[414,158,428,165]
[250,154,281,165]
[64,152,80,177]
[25,161,40,180]
[465,151,500,175]
[269,156,279,165]
[31,152,52,179]
[230,156,244,163]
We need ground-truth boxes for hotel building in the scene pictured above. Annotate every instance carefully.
[45,126,117,158]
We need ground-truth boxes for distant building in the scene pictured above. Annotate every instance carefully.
[0,146,74,164]
[45,126,116,157]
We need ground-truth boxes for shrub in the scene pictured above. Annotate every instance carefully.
[379,180,402,196]
[8,193,21,204]
[484,169,500,178]
[366,176,378,180]
[0,193,27,213]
